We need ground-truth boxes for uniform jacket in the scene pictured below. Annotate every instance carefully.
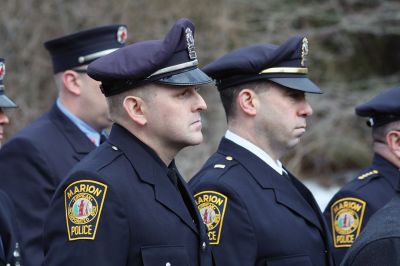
[189,138,333,266]
[0,190,21,266]
[340,192,400,266]
[43,123,212,266]
[0,103,96,266]
[323,153,399,265]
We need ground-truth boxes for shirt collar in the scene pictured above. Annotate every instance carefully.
[56,98,101,146]
[225,130,284,175]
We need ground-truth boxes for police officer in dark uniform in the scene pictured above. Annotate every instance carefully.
[43,18,213,265]
[324,86,400,265]
[0,25,127,266]
[189,36,334,265]
[0,58,21,266]
[341,163,400,265]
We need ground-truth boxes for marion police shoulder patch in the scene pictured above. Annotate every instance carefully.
[64,180,108,241]
[194,191,227,245]
[330,197,366,248]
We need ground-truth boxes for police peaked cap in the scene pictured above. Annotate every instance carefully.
[44,24,128,73]
[356,86,400,128]
[203,36,322,93]
[0,58,17,108]
[87,18,211,97]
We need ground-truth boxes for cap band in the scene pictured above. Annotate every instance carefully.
[260,67,308,74]
[78,48,119,64]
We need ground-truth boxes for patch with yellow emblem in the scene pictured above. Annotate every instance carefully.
[64,180,108,241]
[194,191,228,245]
[330,197,366,248]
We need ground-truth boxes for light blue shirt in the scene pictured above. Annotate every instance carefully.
[56,98,102,146]
[225,130,286,175]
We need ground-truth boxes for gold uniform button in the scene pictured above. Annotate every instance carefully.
[225,156,233,161]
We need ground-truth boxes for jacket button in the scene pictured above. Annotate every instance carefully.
[166,262,171,266]
[202,241,206,251]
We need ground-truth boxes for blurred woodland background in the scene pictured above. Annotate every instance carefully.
[1,0,400,186]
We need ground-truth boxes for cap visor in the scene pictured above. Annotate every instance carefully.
[156,68,212,86]
[269,77,322,94]
[0,94,17,108]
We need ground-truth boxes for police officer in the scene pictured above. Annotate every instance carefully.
[324,86,400,265]
[0,58,21,266]
[0,25,127,266]
[189,36,334,265]
[341,162,400,265]
[43,18,213,265]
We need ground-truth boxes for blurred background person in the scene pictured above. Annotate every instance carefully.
[0,25,127,266]
[324,86,400,265]
[0,58,17,147]
[0,57,21,266]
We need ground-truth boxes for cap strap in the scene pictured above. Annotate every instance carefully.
[78,48,119,64]
[260,67,308,74]
[147,59,198,79]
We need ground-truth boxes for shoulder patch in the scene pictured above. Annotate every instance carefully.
[194,191,228,245]
[357,169,379,180]
[330,197,366,248]
[64,180,108,241]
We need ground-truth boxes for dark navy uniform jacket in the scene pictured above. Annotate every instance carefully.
[0,103,96,266]
[189,138,333,266]
[43,123,212,266]
[324,153,399,265]
[341,191,400,266]
[0,190,21,266]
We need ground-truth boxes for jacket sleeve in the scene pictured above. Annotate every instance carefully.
[190,179,257,266]
[43,171,130,265]
[341,238,400,266]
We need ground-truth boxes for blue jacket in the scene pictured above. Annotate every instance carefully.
[324,153,399,265]
[0,190,21,265]
[43,123,212,265]
[190,138,333,266]
[0,104,96,266]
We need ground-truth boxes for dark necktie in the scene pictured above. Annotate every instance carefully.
[167,167,197,222]
[100,134,107,144]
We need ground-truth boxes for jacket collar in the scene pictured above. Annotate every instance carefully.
[218,138,323,231]
[108,124,199,234]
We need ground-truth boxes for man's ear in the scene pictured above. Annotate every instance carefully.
[387,130,400,157]
[123,95,147,125]
[62,70,82,96]
[238,89,257,116]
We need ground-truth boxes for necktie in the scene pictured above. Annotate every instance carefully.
[167,167,179,188]
[167,167,197,222]
[100,134,107,144]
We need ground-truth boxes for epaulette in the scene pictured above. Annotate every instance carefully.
[357,169,379,180]
[200,155,238,181]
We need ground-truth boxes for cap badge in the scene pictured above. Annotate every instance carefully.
[0,62,5,80]
[301,37,309,67]
[117,26,128,44]
[185,28,197,60]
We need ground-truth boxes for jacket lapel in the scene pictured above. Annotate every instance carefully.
[109,124,198,234]
[218,138,323,232]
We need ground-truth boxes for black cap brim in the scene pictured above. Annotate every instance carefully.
[0,94,17,108]
[156,68,211,86]
[269,77,322,94]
